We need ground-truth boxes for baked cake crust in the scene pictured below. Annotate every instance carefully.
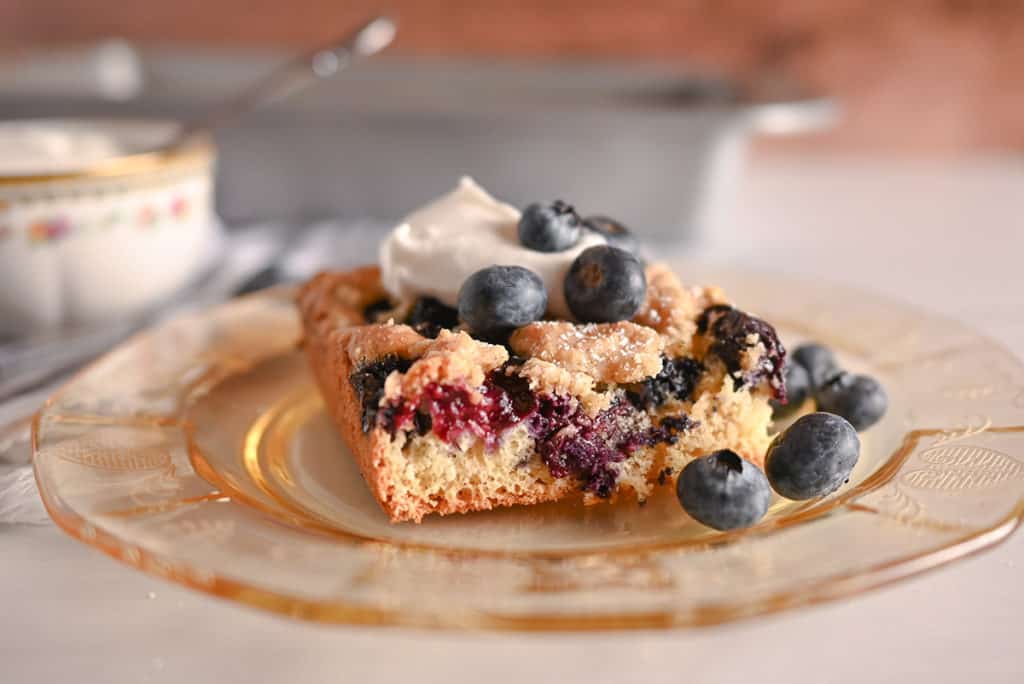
[298,264,781,523]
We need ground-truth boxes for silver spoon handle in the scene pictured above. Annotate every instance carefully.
[170,15,396,148]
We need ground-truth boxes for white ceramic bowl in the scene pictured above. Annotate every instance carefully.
[0,119,220,336]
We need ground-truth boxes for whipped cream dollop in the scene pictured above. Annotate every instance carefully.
[380,177,605,319]
[0,124,123,175]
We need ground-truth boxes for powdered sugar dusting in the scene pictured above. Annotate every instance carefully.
[509,320,663,384]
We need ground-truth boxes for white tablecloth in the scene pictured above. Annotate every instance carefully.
[4,156,1023,684]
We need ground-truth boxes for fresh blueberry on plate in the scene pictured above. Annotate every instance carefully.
[817,372,888,431]
[765,412,860,500]
[457,265,548,341]
[791,342,841,391]
[582,215,639,254]
[771,361,811,419]
[564,245,647,323]
[518,201,582,252]
[676,449,772,530]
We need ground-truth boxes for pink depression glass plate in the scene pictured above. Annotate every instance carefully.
[33,261,1024,630]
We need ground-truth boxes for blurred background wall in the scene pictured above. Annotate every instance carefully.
[3,0,1022,154]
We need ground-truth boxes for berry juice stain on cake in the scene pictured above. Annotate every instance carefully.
[371,365,688,497]
[526,396,683,498]
[375,371,536,448]
[529,398,637,498]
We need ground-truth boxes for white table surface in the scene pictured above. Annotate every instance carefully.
[5,156,1023,684]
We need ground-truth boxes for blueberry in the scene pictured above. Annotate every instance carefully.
[817,372,888,431]
[791,343,840,391]
[350,355,414,432]
[582,215,639,254]
[457,265,548,341]
[765,412,860,500]
[771,361,811,419]
[406,296,459,339]
[518,201,582,252]
[627,356,703,409]
[676,449,772,530]
[564,245,647,323]
[699,305,786,400]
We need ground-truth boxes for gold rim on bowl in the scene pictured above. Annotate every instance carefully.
[0,119,214,187]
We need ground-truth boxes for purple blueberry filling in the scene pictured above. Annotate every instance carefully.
[627,356,703,409]
[651,414,700,444]
[698,305,786,401]
[528,398,687,497]
[373,370,536,449]
[365,365,693,497]
[350,355,414,432]
[529,397,633,497]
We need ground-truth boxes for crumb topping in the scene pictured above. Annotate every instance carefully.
[297,266,387,335]
[382,330,508,402]
[509,320,663,384]
[632,263,729,357]
[343,322,426,365]
[514,358,613,414]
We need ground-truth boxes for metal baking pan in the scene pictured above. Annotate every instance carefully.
[0,51,835,243]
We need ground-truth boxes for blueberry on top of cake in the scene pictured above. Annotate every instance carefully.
[298,177,793,523]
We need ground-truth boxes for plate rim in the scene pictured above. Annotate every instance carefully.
[32,273,1024,630]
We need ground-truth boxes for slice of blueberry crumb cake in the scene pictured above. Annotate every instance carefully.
[296,178,812,524]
